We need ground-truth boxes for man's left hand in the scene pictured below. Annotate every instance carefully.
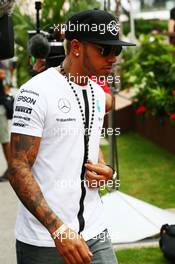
[84,161,113,188]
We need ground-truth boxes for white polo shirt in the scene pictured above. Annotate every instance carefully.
[11,67,106,247]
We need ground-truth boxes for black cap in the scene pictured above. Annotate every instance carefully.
[65,9,135,46]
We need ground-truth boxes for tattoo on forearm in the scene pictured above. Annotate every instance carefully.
[9,134,61,232]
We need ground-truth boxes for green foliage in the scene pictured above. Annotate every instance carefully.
[40,0,100,29]
[123,19,167,37]
[64,0,100,20]
[12,5,35,86]
[41,0,65,30]
[121,34,175,119]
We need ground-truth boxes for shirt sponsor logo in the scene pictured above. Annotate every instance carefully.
[13,120,29,128]
[13,115,30,121]
[56,118,76,122]
[58,98,71,113]
[20,89,39,97]
[15,106,32,114]
[17,96,36,105]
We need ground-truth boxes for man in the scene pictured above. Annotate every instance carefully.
[0,68,11,182]
[9,9,135,264]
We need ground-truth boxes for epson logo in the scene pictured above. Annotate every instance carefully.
[17,96,36,105]
[15,106,32,114]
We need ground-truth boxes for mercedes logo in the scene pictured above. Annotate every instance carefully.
[58,98,71,113]
[107,20,120,36]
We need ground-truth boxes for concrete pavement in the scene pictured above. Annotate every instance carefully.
[0,144,17,264]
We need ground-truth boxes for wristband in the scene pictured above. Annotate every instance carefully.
[106,164,117,180]
[51,224,68,240]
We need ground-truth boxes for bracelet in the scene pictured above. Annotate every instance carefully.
[106,164,117,180]
[51,224,68,240]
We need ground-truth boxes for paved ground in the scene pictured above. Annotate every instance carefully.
[0,144,17,264]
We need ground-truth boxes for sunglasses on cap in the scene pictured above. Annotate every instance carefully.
[90,43,122,57]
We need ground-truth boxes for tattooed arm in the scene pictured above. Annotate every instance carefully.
[9,133,92,264]
[8,133,63,234]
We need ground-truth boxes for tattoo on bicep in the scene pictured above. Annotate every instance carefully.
[11,134,40,167]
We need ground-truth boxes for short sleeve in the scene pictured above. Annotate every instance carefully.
[11,83,47,137]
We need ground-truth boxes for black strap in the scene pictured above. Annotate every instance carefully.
[77,90,89,234]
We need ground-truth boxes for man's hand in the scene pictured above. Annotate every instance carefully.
[55,228,92,264]
[85,160,113,188]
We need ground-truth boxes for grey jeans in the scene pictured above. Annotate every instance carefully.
[16,229,118,264]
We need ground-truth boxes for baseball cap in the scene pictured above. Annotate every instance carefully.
[65,9,135,46]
